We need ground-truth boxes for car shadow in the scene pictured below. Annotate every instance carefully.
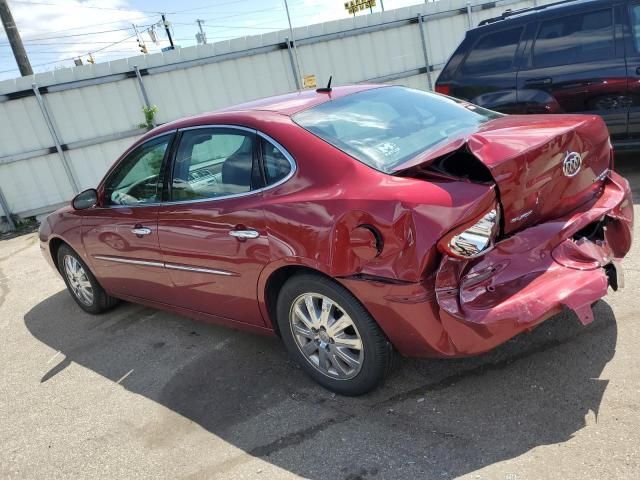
[24,290,617,479]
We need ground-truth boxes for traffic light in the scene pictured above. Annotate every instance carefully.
[138,38,148,54]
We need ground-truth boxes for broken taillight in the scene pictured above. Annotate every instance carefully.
[438,207,500,259]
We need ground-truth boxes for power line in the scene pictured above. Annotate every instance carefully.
[1,40,140,46]
[1,27,134,43]
[0,29,140,73]
[172,21,285,31]
[0,24,155,44]
[91,32,138,54]
[169,0,256,15]
[199,6,284,22]
[0,49,137,55]
[14,15,157,39]
[9,1,162,14]
[0,0,352,76]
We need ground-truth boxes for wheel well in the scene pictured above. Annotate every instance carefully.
[264,265,331,336]
[49,237,66,272]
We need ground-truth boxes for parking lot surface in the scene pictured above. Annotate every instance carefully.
[2,159,640,480]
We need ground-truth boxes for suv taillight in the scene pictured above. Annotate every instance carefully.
[435,84,451,96]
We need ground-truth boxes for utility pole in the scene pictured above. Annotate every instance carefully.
[161,13,174,50]
[196,19,207,44]
[283,0,302,88]
[0,0,32,76]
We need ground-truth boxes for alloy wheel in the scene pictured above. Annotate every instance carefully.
[289,293,364,380]
[63,255,94,306]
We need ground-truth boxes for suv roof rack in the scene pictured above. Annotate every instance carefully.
[477,0,583,26]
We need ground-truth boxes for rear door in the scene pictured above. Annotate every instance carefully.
[447,25,525,113]
[517,4,628,140]
[623,1,640,139]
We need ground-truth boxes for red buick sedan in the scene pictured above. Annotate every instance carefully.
[39,85,633,395]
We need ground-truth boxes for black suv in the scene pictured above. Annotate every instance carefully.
[435,0,640,147]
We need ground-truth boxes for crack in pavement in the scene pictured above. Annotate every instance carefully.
[0,264,7,310]
[0,235,37,263]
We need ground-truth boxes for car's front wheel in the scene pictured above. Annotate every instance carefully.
[277,273,392,395]
[57,244,118,314]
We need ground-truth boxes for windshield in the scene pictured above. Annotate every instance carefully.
[292,86,502,173]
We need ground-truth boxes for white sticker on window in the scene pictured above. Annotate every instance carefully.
[375,142,400,157]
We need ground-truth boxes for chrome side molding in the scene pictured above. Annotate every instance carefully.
[93,255,234,276]
[164,263,234,276]
[93,255,164,268]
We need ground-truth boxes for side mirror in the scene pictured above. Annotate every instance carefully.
[72,188,98,210]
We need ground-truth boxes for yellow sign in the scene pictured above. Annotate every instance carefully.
[344,0,376,15]
[303,74,317,89]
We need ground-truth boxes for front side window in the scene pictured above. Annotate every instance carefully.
[293,86,501,173]
[460,27,523,75]
[105,134,171,206]
[171,128,256,201]
[532,9,614,68]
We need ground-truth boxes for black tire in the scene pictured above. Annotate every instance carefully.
[276,273,392,396]
[57,244,119,314]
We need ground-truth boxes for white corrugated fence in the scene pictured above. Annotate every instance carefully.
[0,0,547,230]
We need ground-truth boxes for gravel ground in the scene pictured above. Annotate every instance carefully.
[1,158,639,480]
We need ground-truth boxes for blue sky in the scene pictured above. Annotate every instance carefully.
[0,0,423,81]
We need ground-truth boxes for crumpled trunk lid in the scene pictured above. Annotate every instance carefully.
[394,114,612,234]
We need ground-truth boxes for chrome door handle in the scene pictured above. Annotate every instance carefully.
[131,227,152,236]
[229,229,260,239]
[524,77,552,86]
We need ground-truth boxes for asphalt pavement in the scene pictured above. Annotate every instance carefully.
[1,157,639,480]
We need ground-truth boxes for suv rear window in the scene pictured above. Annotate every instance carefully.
[460,27,523,75]
[532,9,614,68]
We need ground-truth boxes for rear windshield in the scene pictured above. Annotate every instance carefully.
[292,86,501,173]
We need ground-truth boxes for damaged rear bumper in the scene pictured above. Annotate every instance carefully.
[340,171,633,358]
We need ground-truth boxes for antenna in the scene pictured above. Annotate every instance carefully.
[316,76,332,93]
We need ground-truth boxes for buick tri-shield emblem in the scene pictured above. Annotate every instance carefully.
[563,151,582,177]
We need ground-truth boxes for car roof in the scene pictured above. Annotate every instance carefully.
[216,84,385,116]
[135,84,388,145]
[476,0,612,29]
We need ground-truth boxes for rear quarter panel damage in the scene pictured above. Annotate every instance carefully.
[259,138,498,283]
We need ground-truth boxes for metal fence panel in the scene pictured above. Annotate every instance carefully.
[0,153,73,214]
[0,0,553,224]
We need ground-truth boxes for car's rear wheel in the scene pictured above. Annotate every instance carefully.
[277,273,392,395]
[57,244,118,314]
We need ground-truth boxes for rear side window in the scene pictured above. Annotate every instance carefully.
[532,9,614,68]
[460,27,523,75]
[171,128,256,201]
[260,138,292,185]
[631,5,640,52]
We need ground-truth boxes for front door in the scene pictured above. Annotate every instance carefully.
[157,126,271,326]
[82,133,174,301]
[517,4,628,140]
